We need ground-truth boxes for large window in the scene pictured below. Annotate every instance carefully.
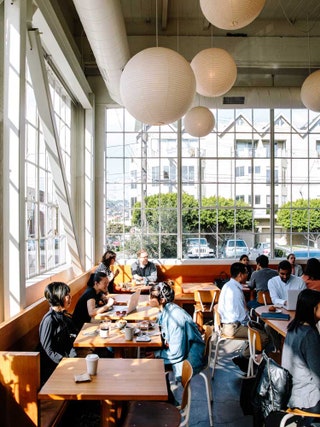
[25,66,70,278]
[105,108,320,260]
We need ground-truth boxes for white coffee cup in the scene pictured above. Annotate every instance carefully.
[124,325,134,341]
[99,321,110,338]
[86,353,99,375]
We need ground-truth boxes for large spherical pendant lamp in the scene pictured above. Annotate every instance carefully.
[120,47,196,125]
[300,70,320,112]
[184,107,215,137]
[190,48,237,97]
[200,0,265,30]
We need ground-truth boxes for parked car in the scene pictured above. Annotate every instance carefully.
[185,238,215,258]
[220,239,249,259]
[249,242,288,259]
[293,249,320,258]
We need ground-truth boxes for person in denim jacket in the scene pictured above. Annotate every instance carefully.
[147,281,205,381]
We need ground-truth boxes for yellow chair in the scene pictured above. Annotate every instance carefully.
[122,359,193,427]
[279,408,320,426]
[193,289,220,329]
[247,321,264,377]
[211,304,246,378]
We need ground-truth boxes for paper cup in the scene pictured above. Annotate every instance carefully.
[124,326,134,341]
[86,353,99,375]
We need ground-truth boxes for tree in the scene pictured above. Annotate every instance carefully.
[277,199,320,247]
[201,196,253,233]
[132,193,199,233]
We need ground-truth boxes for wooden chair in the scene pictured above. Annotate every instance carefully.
[257,290,272,305]
[247,321,264,377]
[279,408,320,426]
[211,305,246,378]
[122,360,193,427]
[193,289,220,330]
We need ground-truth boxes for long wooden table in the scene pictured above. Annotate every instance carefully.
[255,305,295,337]
[181,282,218,294]
[74,322,162,358]
[38,358,167,427]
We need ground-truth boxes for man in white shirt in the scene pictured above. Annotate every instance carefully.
[218,262,249,339]
[268,260,306,307]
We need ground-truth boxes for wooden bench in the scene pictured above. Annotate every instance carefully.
[0,269,93,426]
[0,351,67,427]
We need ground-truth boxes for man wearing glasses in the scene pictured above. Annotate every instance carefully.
[131,249,158,284]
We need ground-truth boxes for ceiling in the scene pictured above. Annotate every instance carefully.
[54,0,320,105]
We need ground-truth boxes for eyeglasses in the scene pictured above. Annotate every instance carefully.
[140,255,148,259]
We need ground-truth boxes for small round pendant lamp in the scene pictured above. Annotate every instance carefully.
[190,48,237,97]
[200,0,266,30]
[300,70,320,112]
[184,107,215,137]
[120,47,196,125]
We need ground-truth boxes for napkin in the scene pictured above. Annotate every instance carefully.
[74,373,91,383]
[260,312,290,321]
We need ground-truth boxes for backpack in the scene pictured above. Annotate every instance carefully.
[252,352,292,419]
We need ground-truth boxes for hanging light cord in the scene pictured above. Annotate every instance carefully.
[155,0,158,47]
[277,0,320,33]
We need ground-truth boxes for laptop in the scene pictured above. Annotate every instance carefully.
[108,289,141,315]
[286,289,301,310]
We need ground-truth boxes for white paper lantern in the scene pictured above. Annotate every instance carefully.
[120,47,196,125]
[190,48,237,97]
[184,107,215,137]
[200,0,265,30]
[300,70,320,112]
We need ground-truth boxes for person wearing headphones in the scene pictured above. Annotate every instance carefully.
[39,281,78,384]
[147,281,205,381]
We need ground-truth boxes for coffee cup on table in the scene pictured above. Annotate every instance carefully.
[86,353,99,375]
[99,321,110,338]
[124,325,134,341]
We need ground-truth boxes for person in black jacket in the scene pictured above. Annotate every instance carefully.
[39,282,78,385]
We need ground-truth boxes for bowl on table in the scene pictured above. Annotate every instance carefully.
[115,319,127,329]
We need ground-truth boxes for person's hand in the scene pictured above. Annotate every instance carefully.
[145,351,155,359]
[114,268,120,277]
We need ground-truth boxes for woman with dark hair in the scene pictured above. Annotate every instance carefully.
[302,258,320,291]
[282,289,320,426]
[147,281,205,381]
[39,282,78,384]
[72,271,114,330]
[96,250,120,292]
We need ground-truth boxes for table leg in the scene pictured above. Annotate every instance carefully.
[101,400,117,427]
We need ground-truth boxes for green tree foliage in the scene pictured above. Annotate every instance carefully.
[277,199,320,232]
[132,193,253,234]
[201,196,253,232]
[132,193,199,233]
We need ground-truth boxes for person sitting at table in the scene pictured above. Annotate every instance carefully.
[302,257,320,291]
[72,271,114,331]
[95,249,120,292]
[287,253,303,277]
[147,281,205,404]
[267,260,306,307]
[247,255,278,309]
[281,289,320,427]
[218,262,253,372]
[39,282,78,385]
[131,248,158,284]
[240,254,253,281]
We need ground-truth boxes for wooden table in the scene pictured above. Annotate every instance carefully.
[73,322,162,358]
[181,282,218,294]
[114,283,152,293]
[38,358,167,427]
[255,305,294,337]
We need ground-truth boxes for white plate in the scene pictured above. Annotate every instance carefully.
[275,309,282,313]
